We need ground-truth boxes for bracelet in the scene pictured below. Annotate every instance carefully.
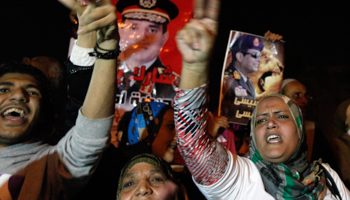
[88,42,120,59]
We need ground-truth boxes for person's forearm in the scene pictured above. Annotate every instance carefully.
[81,39,118,119]
[76,29,97,48]
[175,85,228,185]
[179,62,208,90]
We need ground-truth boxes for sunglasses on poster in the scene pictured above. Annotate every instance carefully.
[243,52,261,59]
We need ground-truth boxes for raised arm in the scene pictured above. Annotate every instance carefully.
[174,0,229,186]
[59,0,118,119]
[54,0,119,196]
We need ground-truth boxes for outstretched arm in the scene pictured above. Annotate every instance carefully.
[174,0,229,186]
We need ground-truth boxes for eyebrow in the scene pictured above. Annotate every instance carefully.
[0,82,14,86]
[124,169,163,179]
[124,172,137,179]
[0,82,40,90]
[148,24,161,28]
[256,110,289,117]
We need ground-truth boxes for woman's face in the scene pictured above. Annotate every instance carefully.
[152,109,176,163]
[119,162,178,200]
[254,97,299,163]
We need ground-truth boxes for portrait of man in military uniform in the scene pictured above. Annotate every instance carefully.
[111,0,182,141]
[115,0,179,108]
[220,33,264,124]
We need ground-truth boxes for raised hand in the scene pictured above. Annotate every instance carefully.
[177,0,220,89]
[176,0,220,64]
[59,0,117,38]
[208,112,229,138]
[264,30,283,43]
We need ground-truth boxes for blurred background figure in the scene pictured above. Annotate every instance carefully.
[22,56,64,90]
[332,99,350,188]
[23,55,67,144]
[281,79,338,168]
[334,99,350,144]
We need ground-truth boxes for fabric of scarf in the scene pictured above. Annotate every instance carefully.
[116,153,176,200]
[117,102,174,170]
[249,94,328,200]
[127,102,172,146]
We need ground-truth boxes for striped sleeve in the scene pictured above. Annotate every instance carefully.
[174,84,229,185]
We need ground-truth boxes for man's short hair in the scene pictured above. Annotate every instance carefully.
[230,35,264,63]
[0,62,54,142]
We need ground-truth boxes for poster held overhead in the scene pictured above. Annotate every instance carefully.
[219,30,285,125]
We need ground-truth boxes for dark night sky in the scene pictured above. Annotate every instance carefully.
[1,0,350,136]
[1,1,349,68]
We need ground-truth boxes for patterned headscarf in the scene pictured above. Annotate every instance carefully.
[118,102,174,166]
[127,102,173,146]
[116,153,177,200]
[249,94,330,199]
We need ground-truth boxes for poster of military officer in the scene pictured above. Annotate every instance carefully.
[219,30,285,125]
[110,0,193,138]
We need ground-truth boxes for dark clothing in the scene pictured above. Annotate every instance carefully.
[311,125,340,173]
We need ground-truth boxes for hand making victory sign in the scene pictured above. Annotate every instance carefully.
[176,0,220,89]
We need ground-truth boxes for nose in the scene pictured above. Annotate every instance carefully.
[136,28,149,42]
[299,95,308,105]
[257,56,262,62]
[135,180,152,196]
[11,88,29,103]
[266,117,278,130]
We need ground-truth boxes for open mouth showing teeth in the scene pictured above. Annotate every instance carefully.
[267,135,281,142]
[3,108,25,118]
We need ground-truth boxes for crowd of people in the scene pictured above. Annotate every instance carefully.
[0,0,350,199]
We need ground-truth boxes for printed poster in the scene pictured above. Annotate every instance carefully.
[219,30,285,125]
[109,0,193,142]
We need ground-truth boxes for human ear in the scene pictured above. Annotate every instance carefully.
[22,57,31,64]
[236,52,244,62]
